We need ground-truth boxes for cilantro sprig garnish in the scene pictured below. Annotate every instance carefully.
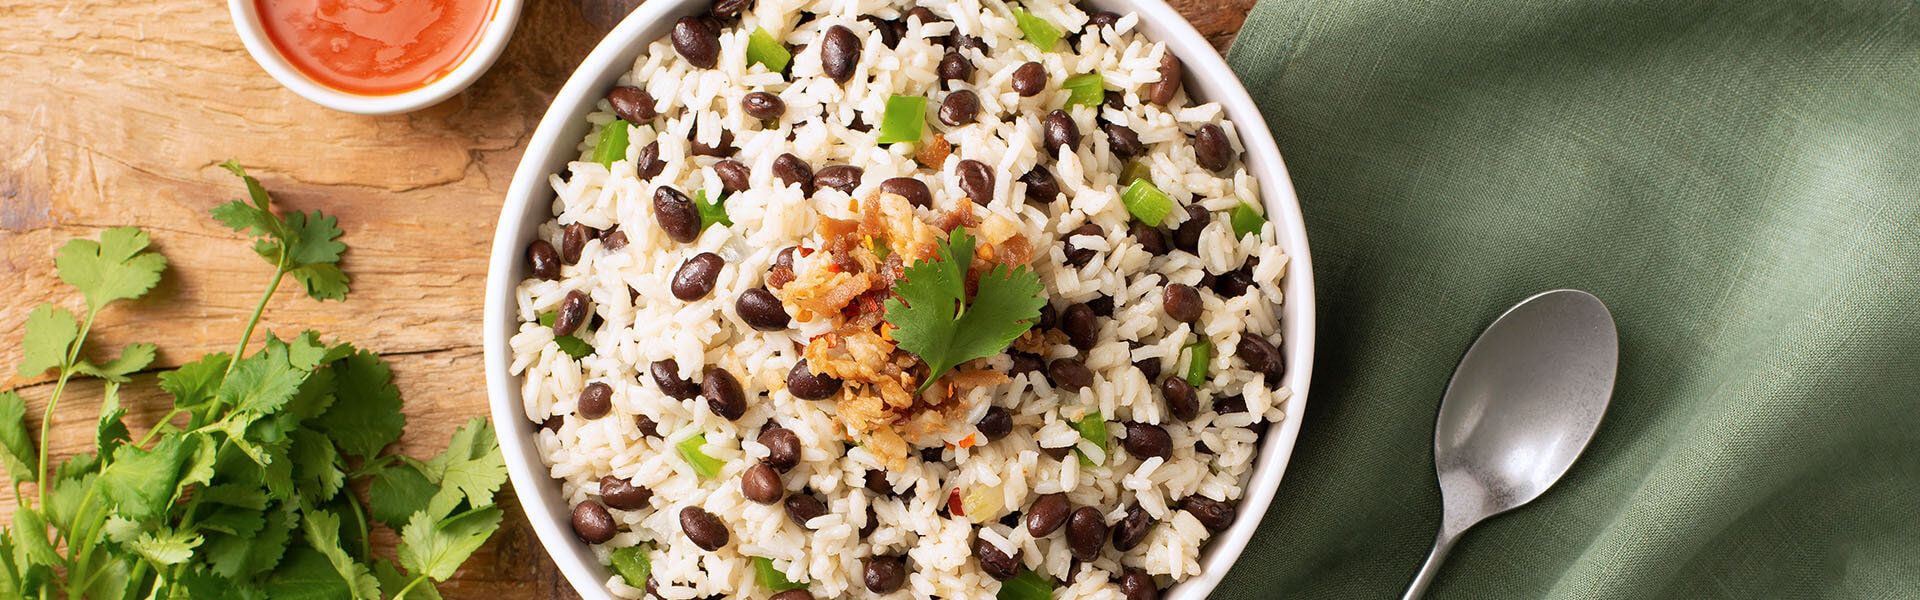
[0,163,506,599]
[883,228,1048,394]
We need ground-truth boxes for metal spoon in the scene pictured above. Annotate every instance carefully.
[1401,289,1618,600]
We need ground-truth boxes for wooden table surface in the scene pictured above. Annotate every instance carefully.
[0,0,1254,596]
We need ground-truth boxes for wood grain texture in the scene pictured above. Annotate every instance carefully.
[0,0,1251,596]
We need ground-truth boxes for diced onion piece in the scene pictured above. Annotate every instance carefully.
[877,95,928,144]
[746,28,791,72]
[592,119,630,167]
[1122,179,1172,226]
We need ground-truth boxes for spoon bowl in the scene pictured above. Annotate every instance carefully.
[1403,289,1617,599]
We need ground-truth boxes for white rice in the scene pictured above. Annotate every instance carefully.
[509,0,1289,597]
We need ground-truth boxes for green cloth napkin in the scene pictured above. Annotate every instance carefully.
[1219,1,1920,598]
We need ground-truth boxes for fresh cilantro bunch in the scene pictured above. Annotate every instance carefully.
[0,162,507,599]
[884,228,1048,393]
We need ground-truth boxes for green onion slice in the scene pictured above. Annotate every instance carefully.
[1185,335,1212,387]
[1073,412,1107,466]
[753,557,808,591]
[747,28,792,72]
[609,545,652,589]
[1230,202,1266,239]
[592,119,630,167]
[695,189,731,230]
[876,95,928,144]
[1121,179,1173,226]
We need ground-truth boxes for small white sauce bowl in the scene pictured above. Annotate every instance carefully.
[227,0,524,115]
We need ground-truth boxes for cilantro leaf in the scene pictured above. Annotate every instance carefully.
[397,506,503,582]
[262,544,351,600]
[96,382,130,458]
[0,391,36,484]
[55,226,168,313]
[373,557,443,600]
[11,509,58,566]
[883,228,1047,393]
[98,434,187,522]
[215,162,351,302]
[129,527,203,566]
[366,461,436,531]
[17,303,78,377]
[311,350,404,460]
[300,510,381,599]
[290,428,344,504]
[421,419,506,519]
[161,352,231,420]
[73,342,156,382]
[280,211,347,267]
[206,502,294,579]
[218,350,304,416]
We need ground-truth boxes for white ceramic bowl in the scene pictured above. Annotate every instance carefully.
[228,0,523,115]
[484,1,1316,597]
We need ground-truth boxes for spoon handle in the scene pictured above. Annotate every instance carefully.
[1400,529,1460,600]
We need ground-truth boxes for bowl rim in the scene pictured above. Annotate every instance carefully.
[482,0,1316,597]
[226,0,526,115]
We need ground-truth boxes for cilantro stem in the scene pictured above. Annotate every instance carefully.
[393,574,430,599]
[227,257,289,377]
[133,407,183,448]
[37,304,99,509]
[344,489,372,559]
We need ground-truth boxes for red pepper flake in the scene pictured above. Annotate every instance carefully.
[947,487,965,517]
[798,246,815,257]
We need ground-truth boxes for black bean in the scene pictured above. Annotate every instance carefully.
[1106,123,1144,158]
[1131,222,1168,255]
[1027,493,1070,537]
[1213,268,1253,298]
[1194,123,1234,172]
[1010,351,1046,375]
[740,91,786,120]
[821,25,862,83]
[712,0,750,17]
[1238,334,1284,381]
[1155,378,1197,422]
[1172,204,1209,253]
[1048,358,1094,391]
[1020,166,1061,203]
[976,406,1013,440]
[1122,422,1172,460]
[554,291,589,337]
[561,223,598,264]
[600,475,653,510]
[1066,507,1107,560]
[786,359,843,401]
[1111,502,1155,551]
[737,288,791,330]
[701,368,746,420]
[1180,494,1237,533]
[1063,223,1102,267]
[1120,568,1158,600]
[973,534,1021,581]
[759,426,803,471]
[1215,394,1247,415]
[634,414,661,437]
[785,493,827,527]
[689,128,736,157]
[1088,10,1121,29]
[680,506,730,550]
[1043,110,1080,156]
[672,252,725,301]
[770,590,814,600]
[1037,302,1058,330]
[714,160,750,195]
[653,186,701,243]
[1150,53,1183,106]
[1061,303,1099,350]
[920,446,944,463]
[578,382,613,420]
[813,165,863,194]
[864,556,906,594]
[880,177,933,209]
[860,15,902,49]
[1163,283,1202,323]
[1087,295,1115,317]
[571,501,617,544]
[775,246,797,271]
[601,230,629,251]
[636,141,664,179]
[957,159,994,205]
[541,414,563,431]
[528,239,560,280]
[955,34,991,57]
[938,51,974,83]
[1135,356,1162,381]
[741,462,784,504]
[1012,61,1047,97]
[772,153,815,193]
[865,469,892,497]
[1042,445,1072,461]
[672,17,721,69]
[939,89,981,127]
[651,359,700,400]
[1104,89,1125,111]
[608,85,658,123]
[905,6,941,25]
